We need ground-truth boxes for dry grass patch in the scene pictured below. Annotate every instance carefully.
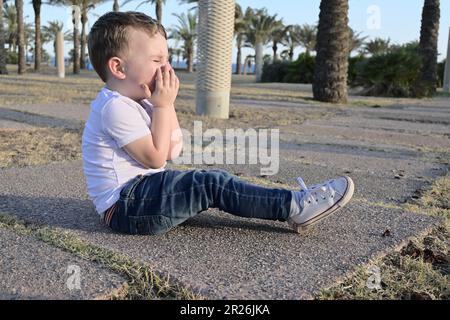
[175,99,333,132]
[0,73,331,131]
[0,74,104,106]
[230,86,313,102]
[0,128,82,168]
[318,175,450,300]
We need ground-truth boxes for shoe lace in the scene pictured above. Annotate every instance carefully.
[296,177,336,207]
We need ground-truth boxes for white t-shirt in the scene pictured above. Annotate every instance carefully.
[82,87,166,215]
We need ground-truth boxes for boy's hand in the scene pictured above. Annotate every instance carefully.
[141,64,179,109]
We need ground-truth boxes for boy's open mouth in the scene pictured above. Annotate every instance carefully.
[149,78,156,93]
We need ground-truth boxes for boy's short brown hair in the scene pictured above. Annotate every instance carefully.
[88,11,167,82]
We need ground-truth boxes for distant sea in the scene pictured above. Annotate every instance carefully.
[172,62,256,74]
[50,58,256,74]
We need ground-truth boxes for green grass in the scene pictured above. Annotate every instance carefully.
[435,91,450,98]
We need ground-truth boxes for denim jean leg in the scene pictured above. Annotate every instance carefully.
[109,169,292,235]
[157,169,292,228]
[109,174,149,234]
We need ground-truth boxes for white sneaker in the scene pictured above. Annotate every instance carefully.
[288,176,355,233]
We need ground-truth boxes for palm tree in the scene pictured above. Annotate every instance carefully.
[123,0,166,23]
[80,1,104,69]
[48,0,82,74]
[349,28,367,55]
[235,7,255,74]
[246,8,280,82]
[363,38,390,56]
[271,22,288,62]
[15,0,25,74]
[298,24,317,56]
[174,47,182,67]
[42,20,69,66]
[178,0,197,10]
[281,24,300,61]
[444,29,450,92]
[313,0,350,103]
[234,3,248,75]
[154,0,165,23]
[4,3,17,52]
[113,0,118,11]
[195,0,234,118]
[168,46,174,64]
[170,11,197,72]
[23,21,34,64]
[0,0,8,74]
[279,50,290,61]
[242,54,254,75]
[415,0,440,97]
[70,1,81,74]
[32,0,42,71]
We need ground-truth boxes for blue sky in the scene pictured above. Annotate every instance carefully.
[22,0,450,62]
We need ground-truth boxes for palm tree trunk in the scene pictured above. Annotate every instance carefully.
[113,0,119,12]
[187,49,193,72]
[25,39,28,63]
[272,42,278,62]
[243,56,253,75]
[72,9,80,74]
[80,8,87,70]
[255,41,263,82]
[313,0,350,103]
[243,56,248,75]
[33,0,42,71]
[16,0,26,74]
[289,46,294,61]
[415,0,440,97]
[0,0,8,74]
[156,0,163,24]
[53,41,57,67]
[235,44,242,75]
[196,0,234,119]
[444,27,450,92]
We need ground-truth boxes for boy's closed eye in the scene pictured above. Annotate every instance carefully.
[150,55,168,64]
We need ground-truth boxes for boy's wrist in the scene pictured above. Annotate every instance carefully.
[153,104,171,109]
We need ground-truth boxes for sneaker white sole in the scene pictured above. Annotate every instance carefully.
[289,176,355,234]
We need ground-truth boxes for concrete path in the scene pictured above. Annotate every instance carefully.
[0,160,440,299]
[0,227,125,299]
[0,89,448,299]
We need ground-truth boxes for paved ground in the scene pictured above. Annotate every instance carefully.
[0,228,126,299]
[0,79,449,299]
[0,160,440,299]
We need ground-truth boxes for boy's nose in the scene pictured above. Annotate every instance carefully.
[160,63,172,72]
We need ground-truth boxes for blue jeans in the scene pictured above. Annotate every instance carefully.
[109,169,293,235]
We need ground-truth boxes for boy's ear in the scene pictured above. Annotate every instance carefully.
[107,57,126,80]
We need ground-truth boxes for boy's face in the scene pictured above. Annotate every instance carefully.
[115,28,169,101]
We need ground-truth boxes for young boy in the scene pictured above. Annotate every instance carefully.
[82,11,355,236]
